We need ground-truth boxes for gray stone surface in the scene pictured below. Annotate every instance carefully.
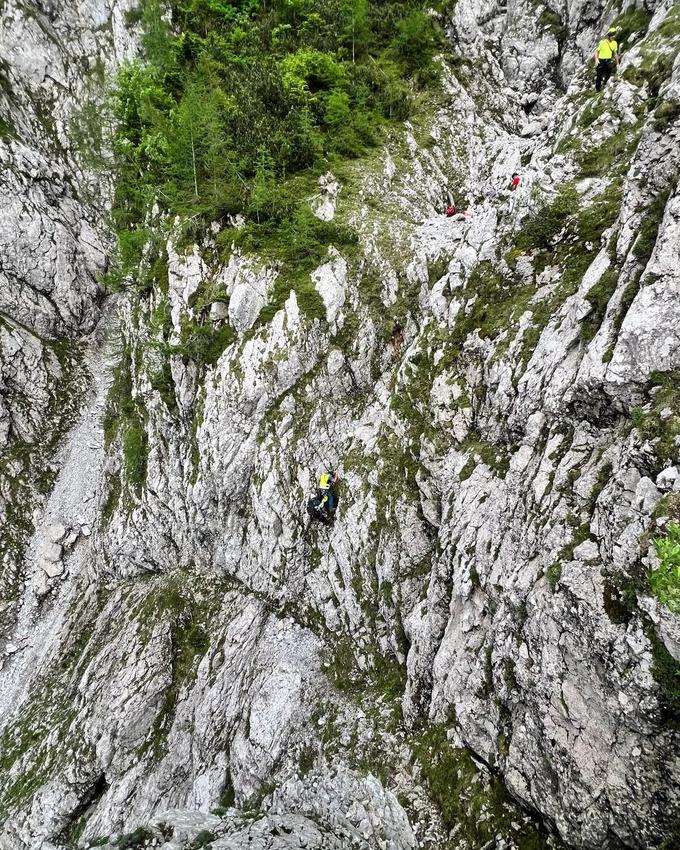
[1,1,680,850]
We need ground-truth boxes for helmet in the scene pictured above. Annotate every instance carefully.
[607,27,618,35]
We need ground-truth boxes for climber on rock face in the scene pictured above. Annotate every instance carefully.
[319,470,338,513]
[507,173,521,213]
[445,203,469,221]
[306,471,339,525]
[594,28,620,91]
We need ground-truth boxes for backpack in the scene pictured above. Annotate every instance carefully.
[307,490,330,523]
[307,493,321,519]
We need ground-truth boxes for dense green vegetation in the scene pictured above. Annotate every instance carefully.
[110,0,444,287]
[651,523,680,615]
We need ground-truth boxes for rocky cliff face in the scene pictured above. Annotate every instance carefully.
[1,1,680,849]
[0,0,137,633]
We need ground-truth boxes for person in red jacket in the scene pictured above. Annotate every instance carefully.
[446,203,468,219]
[510,173,520,190]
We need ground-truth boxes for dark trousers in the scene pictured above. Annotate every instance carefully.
[596,60,613,91]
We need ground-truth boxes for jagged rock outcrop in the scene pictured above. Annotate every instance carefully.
[1,1,680,849]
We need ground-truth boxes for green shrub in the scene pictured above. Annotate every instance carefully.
[122,421,148,490]
[654,99,680,131]
[538,8,565,40]
[645,621,680,724]
[149,359,177,409]
[391,9,439,72]
[190,830,216,849]
[117,828,155,850]
[630,371,680,466]
[176,319,237,368]
[546,561,562,591]
[651,523,680,614]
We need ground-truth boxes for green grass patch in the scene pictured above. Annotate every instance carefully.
[546,523,592,591]
[603,183,674,359]
[578,127,641,179]
[577,97,607,130]
[580,267,619,343]
[546,561,562,591]
[134,571,232,763]
[504,183,624,368]
[654,99,680,131]
[103,347,149,497]
[514,184,580,253]
[459,432,510,478]
[410,724,560,849]
[190,831,216,849]
[0,588,111,819]
[611,7,652,45]
[630,370,680,468]
[651,523,680,615]
[122,420,148,489]
[633,186,673,266]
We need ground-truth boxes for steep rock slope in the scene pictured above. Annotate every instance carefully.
[1,1,680,849]
[0,0,138,635]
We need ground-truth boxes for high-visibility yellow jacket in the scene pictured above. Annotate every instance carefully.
[597,38,618,60]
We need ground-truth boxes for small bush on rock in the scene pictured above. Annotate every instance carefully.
[651,523,680,614]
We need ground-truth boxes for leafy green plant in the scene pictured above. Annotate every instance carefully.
[651,523,680,614]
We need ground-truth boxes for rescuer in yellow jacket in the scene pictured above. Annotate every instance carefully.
[594,28,620,91]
